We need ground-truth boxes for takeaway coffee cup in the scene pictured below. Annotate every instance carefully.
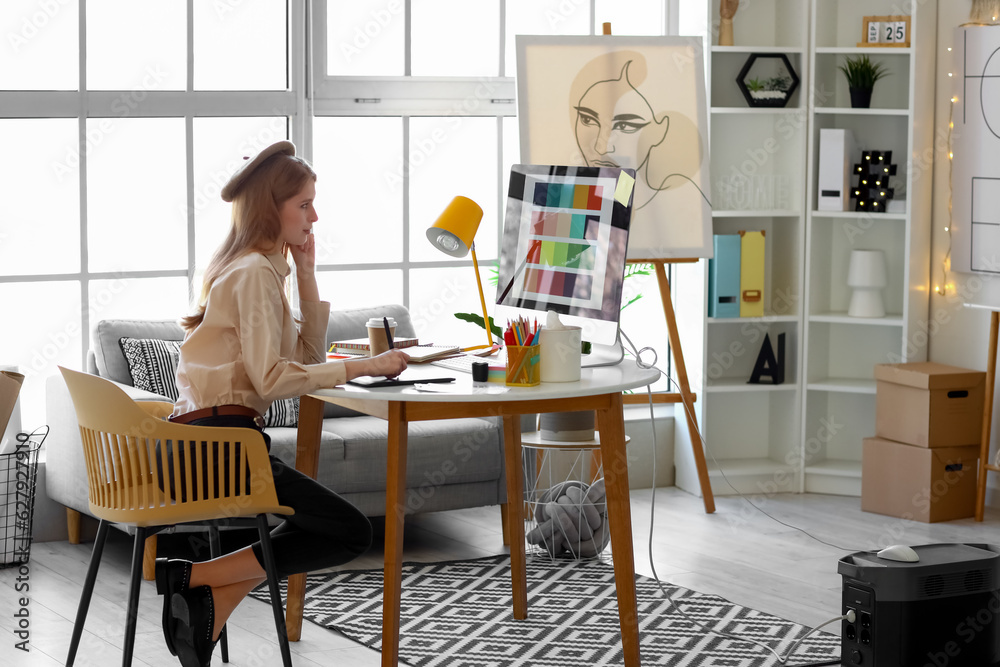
[538,325,582,382]
[366,317,396,357]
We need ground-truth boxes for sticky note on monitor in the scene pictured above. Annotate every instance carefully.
[614,170,635,206]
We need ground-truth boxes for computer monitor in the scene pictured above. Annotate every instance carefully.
[494,164,634,348]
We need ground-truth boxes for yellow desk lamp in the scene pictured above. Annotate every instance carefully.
[426,196,495,352]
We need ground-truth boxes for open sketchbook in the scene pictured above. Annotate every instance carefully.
[401,345,462,363]
[328,337,419,353]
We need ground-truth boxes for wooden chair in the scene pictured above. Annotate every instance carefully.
[59,367,295,667]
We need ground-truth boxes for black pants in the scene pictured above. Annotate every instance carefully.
[183,415,373,578]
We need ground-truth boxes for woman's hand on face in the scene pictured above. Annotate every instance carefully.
[366,349,409,379]
[289,233,316,275]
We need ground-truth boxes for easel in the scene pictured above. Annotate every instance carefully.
[598,22,716,513]
[975,310,999,521]
[621,259,716,514]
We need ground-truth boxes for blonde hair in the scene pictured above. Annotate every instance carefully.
[181,153,317,332]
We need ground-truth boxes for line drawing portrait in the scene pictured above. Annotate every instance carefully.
[517,36,713,259]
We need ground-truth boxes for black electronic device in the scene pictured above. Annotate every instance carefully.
[838,543,1000,666]
[347,374,454,388]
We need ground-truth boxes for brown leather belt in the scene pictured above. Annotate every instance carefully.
[169,405,265,429]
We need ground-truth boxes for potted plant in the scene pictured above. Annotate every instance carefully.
[839,54,890,109]
[746,76,793,106]
[736,54,799,108]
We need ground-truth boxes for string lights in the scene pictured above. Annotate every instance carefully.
[938,77,956,297]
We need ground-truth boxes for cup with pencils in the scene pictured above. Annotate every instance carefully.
[504,318,540,387]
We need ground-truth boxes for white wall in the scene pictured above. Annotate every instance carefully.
[929,2,1000,506]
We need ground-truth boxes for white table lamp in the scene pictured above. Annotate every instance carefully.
[847,249,887,318]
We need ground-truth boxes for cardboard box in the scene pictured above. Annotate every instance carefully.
[875,362,985,447]
[861,437,979,523]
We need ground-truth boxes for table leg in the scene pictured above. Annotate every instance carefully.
[287,395,325,642]
[596,393,641,667]
[382,402,408,667]
[502,414,528,620]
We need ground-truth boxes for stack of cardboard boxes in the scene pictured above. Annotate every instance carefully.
[862,362,986,523]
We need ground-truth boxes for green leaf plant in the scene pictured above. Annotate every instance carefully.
[455,312,504,339]
[838,54,890,90]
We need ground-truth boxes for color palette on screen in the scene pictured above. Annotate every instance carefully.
[530,211,600,240]
[532,183,604,211]
[522,268,593,299]
[525,240,595,270]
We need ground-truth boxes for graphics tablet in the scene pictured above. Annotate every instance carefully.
[347,374,455,388]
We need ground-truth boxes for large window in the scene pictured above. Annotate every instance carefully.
[0,0,300,426]
[1,1,686,427]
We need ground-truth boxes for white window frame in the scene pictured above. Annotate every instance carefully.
[0,0,308,369]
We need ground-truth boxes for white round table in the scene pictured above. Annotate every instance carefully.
[287,361,659,667]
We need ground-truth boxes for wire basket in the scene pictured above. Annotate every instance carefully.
[521,443,610,562]
[0,426,46,568]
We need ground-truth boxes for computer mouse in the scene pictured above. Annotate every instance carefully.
[876,544,920,562]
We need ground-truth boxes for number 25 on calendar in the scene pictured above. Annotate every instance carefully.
[861,16,909,47]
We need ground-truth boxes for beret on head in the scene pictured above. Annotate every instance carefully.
[220,140,296,202]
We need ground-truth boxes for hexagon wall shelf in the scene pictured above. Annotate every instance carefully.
[736,53,799,108]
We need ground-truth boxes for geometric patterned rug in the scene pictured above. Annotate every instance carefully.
[249,555,841,667]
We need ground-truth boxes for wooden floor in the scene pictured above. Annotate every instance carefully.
[3,488,999,666]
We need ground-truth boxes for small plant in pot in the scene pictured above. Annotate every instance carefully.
[839,54,890,109]
[746,76,793,106]
[736,53,799,109]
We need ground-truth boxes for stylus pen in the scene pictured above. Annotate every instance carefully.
[497,239,542,305]
[383,316,394,350]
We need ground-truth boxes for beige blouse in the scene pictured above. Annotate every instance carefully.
[172,252,347,418]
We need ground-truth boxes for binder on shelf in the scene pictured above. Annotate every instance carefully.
[739,230,765,318]
[818,128,857,211]
[708,234,741,318]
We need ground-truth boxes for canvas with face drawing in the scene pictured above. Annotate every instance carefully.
[516,35,713,259]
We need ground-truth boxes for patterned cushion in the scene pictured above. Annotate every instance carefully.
[118,337,298,428]
[119,337,181,399]
[262,394,299,427]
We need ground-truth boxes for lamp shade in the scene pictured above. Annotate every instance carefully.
[426,196,484,258]
[847,249,887,317]
[847,249,887,288]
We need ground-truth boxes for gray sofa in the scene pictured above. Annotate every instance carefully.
[46,305,512,551]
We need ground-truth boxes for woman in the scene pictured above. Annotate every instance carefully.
[157,140,408,667]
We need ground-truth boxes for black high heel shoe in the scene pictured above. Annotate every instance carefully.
[170,585,219,667]
[155,558,192,656]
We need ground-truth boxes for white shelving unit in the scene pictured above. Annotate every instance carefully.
[677,0,810,497]
[800,0,935,495]
[677,0,935,499]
